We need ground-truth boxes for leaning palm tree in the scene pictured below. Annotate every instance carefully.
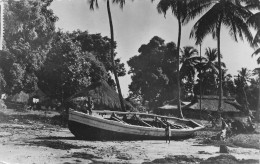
[152,0,197,118]
[89,0,126,111]
[190,0,253,113]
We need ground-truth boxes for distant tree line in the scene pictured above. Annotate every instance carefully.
[127,36,260,112]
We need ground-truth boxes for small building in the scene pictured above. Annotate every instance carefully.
[182,95,243,119]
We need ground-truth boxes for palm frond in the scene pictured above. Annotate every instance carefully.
[156,0,172,17]
[252,48,260,57]
[226,14,253,46]
[185,0,214,24]
[242,0,260,10]
[205,47,218,61]
[112,0,126,9]
[190,4,221,45]
[253,30,260,45]
[247,12,260,29]
[89,0,99,10]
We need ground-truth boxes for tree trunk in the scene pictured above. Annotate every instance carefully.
[217,18,223,115]
[199,44,202,118]
[177,19,184,118]
[106,0,126,111]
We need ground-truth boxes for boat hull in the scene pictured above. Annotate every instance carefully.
[68,110,203,140]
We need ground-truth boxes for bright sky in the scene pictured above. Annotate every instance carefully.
[50,0,259,97]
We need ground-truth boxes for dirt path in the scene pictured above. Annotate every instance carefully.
[0,123,259,164]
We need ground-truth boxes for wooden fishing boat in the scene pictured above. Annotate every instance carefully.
[68,109,204,140]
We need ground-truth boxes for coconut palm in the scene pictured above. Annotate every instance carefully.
[190,0,253,112]
[88,0,126,111]
[152,0,198,118]
[204,48,226,72]
[236,68,252,113]
[180,46,199,81]
[180,46,200,99]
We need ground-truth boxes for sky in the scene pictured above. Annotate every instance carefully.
[50,0,259,97]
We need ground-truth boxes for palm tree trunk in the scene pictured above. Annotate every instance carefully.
[106,0,126,111]
[199,44,202,118]
[217,18,223,115]
[242,84,249,114]
[177,19,184,118]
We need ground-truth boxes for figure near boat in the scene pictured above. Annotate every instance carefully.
[165,124,171,143]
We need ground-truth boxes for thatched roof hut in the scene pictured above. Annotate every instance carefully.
[181,95,244,118]
[156,95,243,118]
[67,81,134,111]
[183,95,242,113]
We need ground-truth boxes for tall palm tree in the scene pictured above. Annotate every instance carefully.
[190,0,253,113]
[152,0,197,118]
[89,0,126,111]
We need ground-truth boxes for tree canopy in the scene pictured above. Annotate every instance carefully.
[0,0,57,94]
[128,36,179,109]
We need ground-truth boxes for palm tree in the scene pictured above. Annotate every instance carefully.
[89,0,126,111]
[180,46,199,81]
[196,48,220,95]
[236,68,252,114]
[190,0,253,113]
[152,0,197,118]
[180,46,200,99]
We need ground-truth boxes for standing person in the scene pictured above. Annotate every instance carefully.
[219,117,228,141]
[165,124,171,143]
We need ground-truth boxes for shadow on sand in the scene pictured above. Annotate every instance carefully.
[16,140,89,150]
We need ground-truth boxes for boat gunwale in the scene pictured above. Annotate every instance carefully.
[69,109,204,133]
[91,110,204,128]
